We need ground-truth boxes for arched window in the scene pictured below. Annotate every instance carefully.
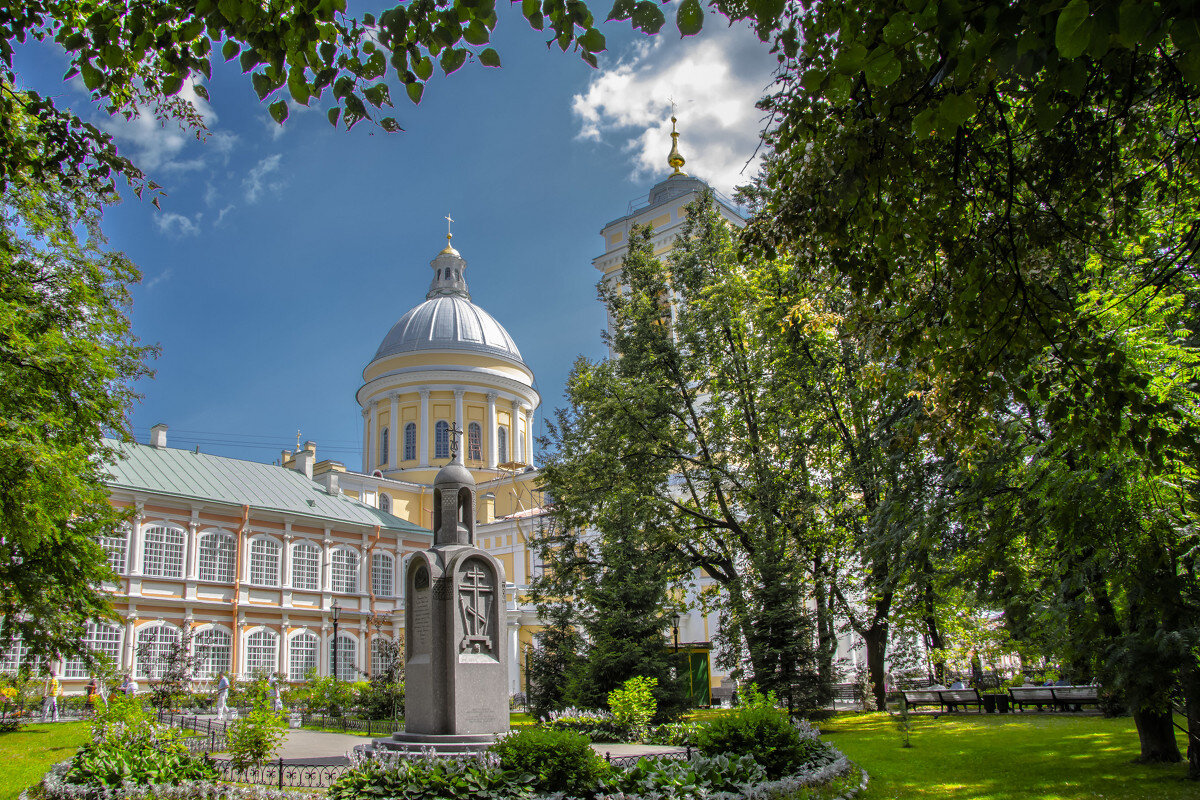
[246,629,277,675]
[198,531,236,583]
[63,623,122,678]
[372,552,394,597]
[102,526,129,574]
[136,623,181,679]
[379,493,391,513]
[468,422,482,461]
[435,420,450,459]
[249,537,280,586]
[0,635,40,674]
[142,524,185,577]
[331,634,357,681]
[403,423,416,460]
[379,427,389,465]
[371,637,396,679]
[331,547,359,593]
[194,628,232,678]
[292,542,320,590]
[497,427,508,464]
[289,632,318,680]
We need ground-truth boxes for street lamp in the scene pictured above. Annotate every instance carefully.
[672,612,682,653]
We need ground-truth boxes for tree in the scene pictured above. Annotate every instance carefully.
[0,184,153,664]
[538,194,831,710]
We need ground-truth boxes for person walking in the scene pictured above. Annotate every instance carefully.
[269,675,284,713]
[84,678,99,713]
[121,673,138,697]
[214,671,230,720]
[40,670,61,722]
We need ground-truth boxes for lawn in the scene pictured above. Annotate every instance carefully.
[2,722,90,800]
[819,712,1195,800]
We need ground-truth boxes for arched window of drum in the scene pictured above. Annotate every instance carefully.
[371,638,396,678]
[379,493,391,513]
[64,623,122,678]
[468,422,482,460]
[289,632,318,680]
[379,427,389,465]
[193,629,232,678]
[198,532,236,582]
[331,634,357,681]
[372,552,394,597]
[246,629,277,675]
[142,525,185,578]
[249,538,280,586]
[404,422,416,460]
[136,623,180,679]
[435,420,450,459]
[497,427,508,464]
[331,547,359,593]
[291,542,320,590]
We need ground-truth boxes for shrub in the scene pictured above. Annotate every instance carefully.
[542,707,627,742]
[600,753,766,797]
[330,755,531,800]
[607,676,657,739]
[491,726,609,795]
[226,695,288,769]
[354,679,405,719]
[643,721,702,747]
[697,707,829,779]
[65,732,217,788]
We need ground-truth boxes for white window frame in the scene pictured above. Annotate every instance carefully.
[135,622,181,679]
[435,420,450,459]
[403,422,416,461]
[101,526,129,574]
[249,536,281,586]
[291,542,320,591]
[288,631,318,680]
[64,622,123,678]
[193,627,232,678]
[331,633,357,681]
[371,637,395,678]
[142,524,185,578]
[371,552,394,597]
[245,629,278,676]
[198,530,236,583]
[331,547,359,594]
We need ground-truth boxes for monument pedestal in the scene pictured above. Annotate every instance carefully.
[365,731,498,758]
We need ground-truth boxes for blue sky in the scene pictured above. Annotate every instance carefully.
[18,8,776,467]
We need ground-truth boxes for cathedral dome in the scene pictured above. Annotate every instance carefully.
[371,242,525,366]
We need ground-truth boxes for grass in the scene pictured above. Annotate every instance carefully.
[1,722,90,800]
[819,712,1195,799]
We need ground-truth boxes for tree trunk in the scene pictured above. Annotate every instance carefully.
[812,557,837,690]
[862,624,889,711]
[1132,707,1182,763]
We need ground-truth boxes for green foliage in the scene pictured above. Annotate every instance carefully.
[541,708,627,742]
[0,187,152,665]
[89,692,150,741]
[643,721,703,747]
[354,678,405,720]
[226,696,287,770]
[607,676,657,737]
[697,707,822,779]
[65,711,216,789]
[490,727,609,796]
[330,755,532,800]
[599,753,766,797]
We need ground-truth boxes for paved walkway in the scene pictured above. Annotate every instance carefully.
[211,729,685,765]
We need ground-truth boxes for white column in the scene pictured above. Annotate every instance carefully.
[510,400,522,464]
[281,529,293,586]
[523,405,534,468]
[321,538,333,593]
[361,409,370,472]
[366,402,377,470]
[129,510,145,576]
[508,624,520,694]
[359,548,370,598]
[486,392,498,468]
[124,617,138,673]
[185,521,200,580]
[277,622,288,675]
[389,394,399,467]
[419,389,430,465]
[453,388,465,452]
[319,626,331,677]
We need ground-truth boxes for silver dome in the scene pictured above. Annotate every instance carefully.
[372,294,524,363]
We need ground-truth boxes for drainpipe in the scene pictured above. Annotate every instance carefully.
[366,525,381,676]
[231,504,248,677]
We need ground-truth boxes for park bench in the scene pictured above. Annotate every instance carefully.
[1009,685,1100,712]
[901,688,983,713]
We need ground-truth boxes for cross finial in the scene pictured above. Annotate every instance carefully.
[448,421,464,459]
[296,430,301,451]
[444,213,454,244]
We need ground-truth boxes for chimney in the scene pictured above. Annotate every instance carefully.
[293,448,314,479]
[303,440,316,455]
[150,423,168,448]
[323,471,340,496]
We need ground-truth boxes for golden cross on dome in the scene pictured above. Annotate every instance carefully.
[445,213,454,244]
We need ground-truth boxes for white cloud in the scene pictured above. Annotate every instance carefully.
[153,212,200,237]
[243,154,284,203]
[215,204,236,226]
[572,20,777,195]
[101,82,222,171]
[143,268,175,290]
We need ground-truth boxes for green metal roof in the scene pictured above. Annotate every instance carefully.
[103,439,430,536]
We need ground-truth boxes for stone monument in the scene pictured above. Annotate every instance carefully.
[370,425,509,756]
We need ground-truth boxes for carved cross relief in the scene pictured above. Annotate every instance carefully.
[458,560,494,654]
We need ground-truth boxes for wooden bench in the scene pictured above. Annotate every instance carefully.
[1009,685,1100,712]
[901,688,984,713]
